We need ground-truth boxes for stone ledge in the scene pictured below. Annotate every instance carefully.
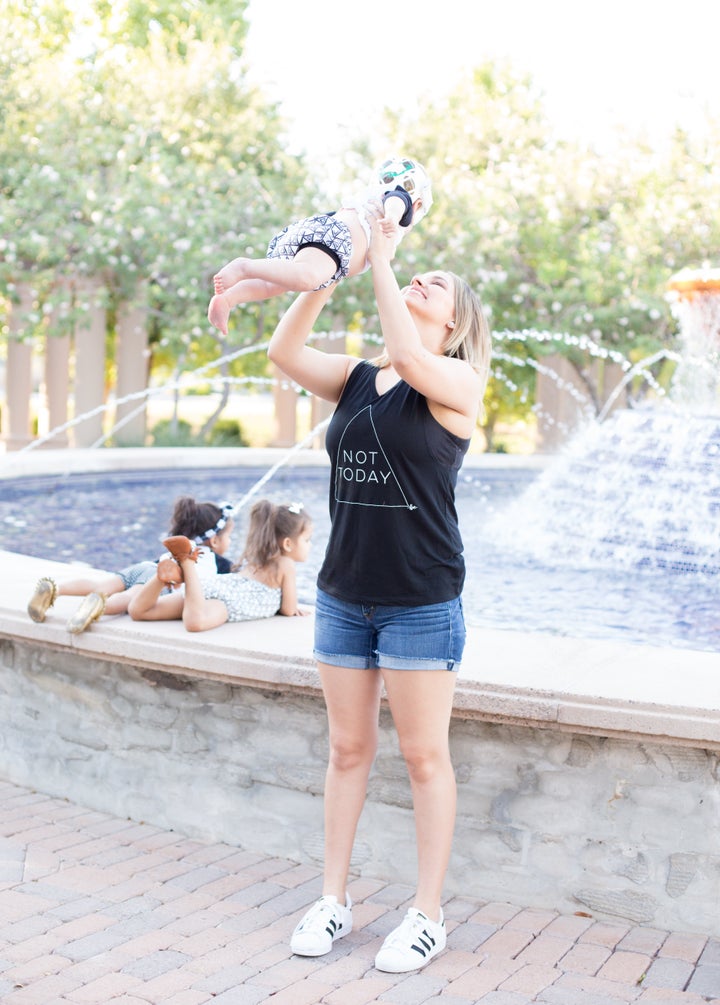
[2,549,718,749]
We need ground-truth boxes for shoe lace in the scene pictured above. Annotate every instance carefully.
[300,897,339,932]
[386,909,429,948]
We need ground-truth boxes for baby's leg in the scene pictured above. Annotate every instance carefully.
[213,257,252,293]
[208,278,291,334]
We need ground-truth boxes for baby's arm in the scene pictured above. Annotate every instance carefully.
[379,190,412,237]
[383,192,407,223]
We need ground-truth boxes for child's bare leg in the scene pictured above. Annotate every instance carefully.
[58,574,126,598]
[103,583,144,616]
[127,574,184,621]
[208,249,337,334]
[179,560,229,632]
[208,278,295,334]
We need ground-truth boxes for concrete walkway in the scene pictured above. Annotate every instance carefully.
[1,781,719,1005]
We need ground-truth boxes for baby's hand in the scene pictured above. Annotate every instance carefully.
[379,215,400,238]
[368,216,398,266]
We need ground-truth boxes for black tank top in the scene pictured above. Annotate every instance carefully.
[317,361,470,606]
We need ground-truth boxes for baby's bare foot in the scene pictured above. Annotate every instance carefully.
[208,293,231,335]
[214,257,249,291]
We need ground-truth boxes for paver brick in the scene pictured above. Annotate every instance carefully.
[619,927,670,956]
[445,959,523,998]
[580,921,632,948]
[62,971,144,1003]
[323,977,398,1005]
[687,964,720,998]
[637,989,714,1003]
[597,949,652,984]
[642,956,695,990]
[514,934,574,967]
[470,902,522,926]
[558,941,612,975]
[543,914,595,940]
[475,927,536,959]
[551,971,644,1002]
[505,908,558,934]
[156,992,214,1005]
[659,933,709,963]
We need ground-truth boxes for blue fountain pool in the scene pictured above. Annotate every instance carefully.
[2,459,718,653]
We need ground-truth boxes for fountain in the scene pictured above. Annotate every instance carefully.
[1,287,719,651]
[491,268,720,588]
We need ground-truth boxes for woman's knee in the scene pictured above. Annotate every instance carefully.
[400,741,451,785]
[328,733,377,773]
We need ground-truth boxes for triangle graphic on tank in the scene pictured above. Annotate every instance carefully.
[334,405,416,509]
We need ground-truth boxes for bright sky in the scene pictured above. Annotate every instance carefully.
[245,0,719,169]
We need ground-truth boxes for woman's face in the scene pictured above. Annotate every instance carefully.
[402,272,456,335]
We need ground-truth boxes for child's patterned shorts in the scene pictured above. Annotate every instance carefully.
[266,213,352,288]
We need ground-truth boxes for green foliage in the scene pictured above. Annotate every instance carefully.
[2,11,720,447]
[366,63,720,432]
[149,417,195,446]
[0,0,307,356]
[205,417,248,447]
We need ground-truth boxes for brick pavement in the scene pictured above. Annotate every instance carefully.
[0,779,719,1005]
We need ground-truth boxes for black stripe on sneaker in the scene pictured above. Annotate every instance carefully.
[412,929,436,956]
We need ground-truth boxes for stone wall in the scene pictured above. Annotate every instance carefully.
[1,634,718,938]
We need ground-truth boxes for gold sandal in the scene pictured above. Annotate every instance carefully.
[27,577,58,623]
[66,592,107,634]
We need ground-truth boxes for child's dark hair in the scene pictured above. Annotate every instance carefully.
[237,499,310,570]
[169,496,234,543]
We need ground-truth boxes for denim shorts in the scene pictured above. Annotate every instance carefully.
[313,588,466,671]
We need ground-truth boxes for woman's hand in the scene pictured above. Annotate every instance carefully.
[367,215,399,270]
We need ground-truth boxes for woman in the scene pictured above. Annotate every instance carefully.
[267,213,491,973]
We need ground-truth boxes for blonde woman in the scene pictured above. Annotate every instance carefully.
[268,211,491,973]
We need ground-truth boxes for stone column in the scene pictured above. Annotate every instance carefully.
[534,354,593,452]
[270,365,297,447]
[39,333,71,448]
[2,284,34,451]
[72,278,106,447]
[535,354,630,451]
[114,290,150,446]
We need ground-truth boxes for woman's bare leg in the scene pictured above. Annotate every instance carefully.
[381,668,457,921]
[317,663,383,899]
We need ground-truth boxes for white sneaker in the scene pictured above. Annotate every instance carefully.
[374,907,446,973]
[290,894,353,956]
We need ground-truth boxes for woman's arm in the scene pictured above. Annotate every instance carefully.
[267,285,356,404]
[368,222,482,430]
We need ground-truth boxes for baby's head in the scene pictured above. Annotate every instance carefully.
[378,156,433,223]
